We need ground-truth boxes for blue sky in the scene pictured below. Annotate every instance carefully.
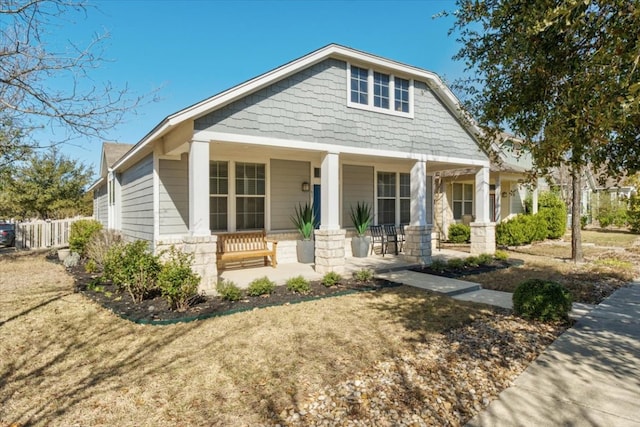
[46,0,466,176]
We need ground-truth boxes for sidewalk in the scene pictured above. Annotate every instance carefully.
[466,283,640,427]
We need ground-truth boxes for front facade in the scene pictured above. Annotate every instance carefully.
[90,44,496,292]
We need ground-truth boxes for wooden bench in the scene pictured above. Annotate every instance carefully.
[216,231,278,270]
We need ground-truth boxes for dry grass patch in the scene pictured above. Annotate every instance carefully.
[576,229,639,248]
[1,253,489,426]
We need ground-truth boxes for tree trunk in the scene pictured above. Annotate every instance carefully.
[571,165,583,262]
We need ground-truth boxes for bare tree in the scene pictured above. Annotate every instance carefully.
[0,0,146,169]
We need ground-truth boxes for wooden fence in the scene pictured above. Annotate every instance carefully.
[15,217,93,250]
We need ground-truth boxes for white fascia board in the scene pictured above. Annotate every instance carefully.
[111,44,484,172]
[87,176,105,192]
[195,130,490,168]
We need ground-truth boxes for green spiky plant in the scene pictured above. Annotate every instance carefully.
[349,202,372,236]
[291,202,316,240]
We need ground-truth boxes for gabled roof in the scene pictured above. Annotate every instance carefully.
[111,43,484,172]
[88,142,134,191]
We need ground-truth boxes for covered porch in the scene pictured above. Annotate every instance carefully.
[157,137,496,293]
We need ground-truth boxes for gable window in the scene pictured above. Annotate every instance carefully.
[347,64,413,117]
[210,161,228,232]
[236,162,265,229]
[395,78,409,113]
[373,72,390,109]
[350,66,368,105]
[453,183,473,220]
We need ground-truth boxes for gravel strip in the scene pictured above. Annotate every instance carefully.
[277,314,566,426]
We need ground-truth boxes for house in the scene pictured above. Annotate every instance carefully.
[434,134,543,240]
[90,44,496,293]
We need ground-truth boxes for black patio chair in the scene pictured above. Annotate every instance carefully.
[369,225,386,256]
[383,224,399,255]
[398,224,407,252]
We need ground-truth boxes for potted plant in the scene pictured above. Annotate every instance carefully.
[291,202,316,263]
[349,201,372,257]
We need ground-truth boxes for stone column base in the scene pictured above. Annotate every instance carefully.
[156,235,218,295]
[404,225,433,265]
[314,229,346,274]
[470,222,496,255]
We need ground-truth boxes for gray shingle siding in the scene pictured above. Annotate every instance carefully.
[195,59,486,161]
[94,183,108,227]
[159,156,189,235]
[121,154,154,243]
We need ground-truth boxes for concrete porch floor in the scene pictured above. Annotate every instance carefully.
[218,248,469,288]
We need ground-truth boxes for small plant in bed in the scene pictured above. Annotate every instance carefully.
[286,276,311,294]
[322,271,343,287]
[247,276,276,296]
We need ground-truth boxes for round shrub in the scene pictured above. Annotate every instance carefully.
[69,219,103,257]
[286,275,311,294]
[247,276,275,296]
[448,223,470,243]
[513,279,572,322]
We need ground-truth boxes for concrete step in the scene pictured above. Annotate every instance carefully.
[452,289,513,309]
[375,270,481,296]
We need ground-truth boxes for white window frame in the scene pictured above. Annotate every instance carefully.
[452,182,474,220]
[347,63,414,118]
[375,171,411,225]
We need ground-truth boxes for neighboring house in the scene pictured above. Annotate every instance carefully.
[89,44,496,292]
[434,135,543,240]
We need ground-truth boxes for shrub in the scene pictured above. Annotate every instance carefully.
[448,223,470,243]
[84,258,98,273]
[157,246,201,311]
[69,219,103,257]
[247,276,275,296]
[103,240,161,303]
[496,213,547,246]
[539,206,567,239]
[286,275,311,294]
[322,271,342,287]
[429,259,447,272]
[216,280,242,301]
[476,253,494,266]
[465,256,480,267]
[627,194,640,234]
[494,250,509,261]
[353,268,374,283]
[63,251,80,268]
[596,197,628,228]
[86,229,122,268]
[512,279,572,322]
[447,257,465,270]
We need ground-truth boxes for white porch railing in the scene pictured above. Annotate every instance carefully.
[15,217,93,250]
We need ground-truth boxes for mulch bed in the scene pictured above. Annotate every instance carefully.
[68,264,402,324]
[410,260,512,279]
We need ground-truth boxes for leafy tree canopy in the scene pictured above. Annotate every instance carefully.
[1,148,93,220]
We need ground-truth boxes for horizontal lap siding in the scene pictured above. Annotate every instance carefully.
[94,184,108,227]
[342,165,374,228]
[270,159,310,230]
[194,59,487,162]
[121,154,154,243]
[159,156,189,235]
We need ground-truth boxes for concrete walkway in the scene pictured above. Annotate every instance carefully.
[467,283,640,427]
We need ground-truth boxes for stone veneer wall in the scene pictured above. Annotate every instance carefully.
[314,229,346,274]
[403,225,433,265]
[470,222,496,255]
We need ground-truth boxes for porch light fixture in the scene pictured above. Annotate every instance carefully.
[501,191,508,198]
[301,182,310,192]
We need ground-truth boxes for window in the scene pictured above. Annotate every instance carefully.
[395,77,409,113]
[453,183,473,220]
[399,173,410,223]
[236,162,265,229]
[350,66,368,105]
[377,172,396,224]
[209,161,228,231]
[373,72,390,109]
[348,64,412,116]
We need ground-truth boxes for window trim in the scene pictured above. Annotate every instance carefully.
[347,63,414,118]
[452,182,474,221]
[376,171,411,225]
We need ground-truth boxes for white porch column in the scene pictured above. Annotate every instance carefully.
[532,179,539,214]
[315,151,345,274]
[495,173,502,222]
[405,160,432,265]
[188,140,210,236]
[471,165,496,255]
[475,166,490,223]
[319,151,340,230]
